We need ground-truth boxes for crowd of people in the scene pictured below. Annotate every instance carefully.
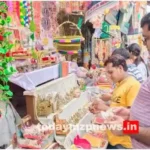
[89,13,150,149]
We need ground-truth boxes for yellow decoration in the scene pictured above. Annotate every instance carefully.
[110,25,120,30]
[42,38,48,46]
[116,43,121,48]
[100,61,104,67]
[104,9,110,15]
[65,39,70,43]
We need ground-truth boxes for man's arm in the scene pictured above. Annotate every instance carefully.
[130,127,150,146]
[100,93,112,101]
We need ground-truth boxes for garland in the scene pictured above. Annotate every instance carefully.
[0,2,16,101]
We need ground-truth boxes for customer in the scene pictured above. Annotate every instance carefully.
[112,48,143,83]
[89,54,140,149]
[91,12,150,149]
[127,43,148,80]
[100,48,142,102]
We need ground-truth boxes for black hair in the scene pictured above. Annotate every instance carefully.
[141,13,150,30]
[127,43,144,66]
[104,54,128,71]
[127,43,149,76]
[112,48,130,60]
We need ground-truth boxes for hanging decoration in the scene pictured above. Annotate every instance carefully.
[110,25,121,49]
[32,1,41,34]
[0,2,16,101]
[6,1,13,13]
[41,2,50,31]
[89,15,103,29]
[19,1,33,28]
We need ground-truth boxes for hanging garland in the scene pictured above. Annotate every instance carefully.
[0,2,16,101]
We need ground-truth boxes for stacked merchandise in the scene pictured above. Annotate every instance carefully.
[15,116,54,149]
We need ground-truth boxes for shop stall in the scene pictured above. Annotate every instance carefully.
[0,1,148,149]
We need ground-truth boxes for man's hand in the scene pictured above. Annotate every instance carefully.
[104,115,124,136]
[112,106,130,120]
[100,93,112,101]
[89,100,109,114]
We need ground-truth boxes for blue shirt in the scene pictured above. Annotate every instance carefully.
[127,64,143,83]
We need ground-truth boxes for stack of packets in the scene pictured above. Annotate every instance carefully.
[59,61,69,77]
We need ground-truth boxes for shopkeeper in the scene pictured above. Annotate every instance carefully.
[89,54,140,149]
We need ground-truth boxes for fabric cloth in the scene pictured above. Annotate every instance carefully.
[137,62,148,81]
[10,64,61,90]
[0,101,21,147]
[130,76,150,149]
[107,76,140,148]
[127,64,143,83]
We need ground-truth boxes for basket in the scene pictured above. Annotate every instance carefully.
[53,21,84,52]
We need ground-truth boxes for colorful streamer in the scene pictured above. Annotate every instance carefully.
[19,1,33,27]
[54,37,84,43]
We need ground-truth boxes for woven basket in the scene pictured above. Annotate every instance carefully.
[53,21,84,51]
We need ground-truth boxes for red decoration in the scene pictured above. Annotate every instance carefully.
[91,64,96,69]
[0,35,4,41]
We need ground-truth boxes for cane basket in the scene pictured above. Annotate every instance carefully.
[53,21,84,51]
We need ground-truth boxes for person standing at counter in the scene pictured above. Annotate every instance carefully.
[127,43,148,80]
[89,54,140,149]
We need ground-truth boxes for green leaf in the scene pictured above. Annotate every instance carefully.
[2,62,7,68]
[6,90,13,97]
[0,47,6,54]
[3,32,12,38]
[0,71,3,75]
[0,19,5,26]
[30,33,34,41]
[0,85,4,90]
[8,44,13,50]
[10,66,16,72]
[3,85,9,90]
[2,76,9,82]
[6,17,11,24]
[3,69,9,75]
